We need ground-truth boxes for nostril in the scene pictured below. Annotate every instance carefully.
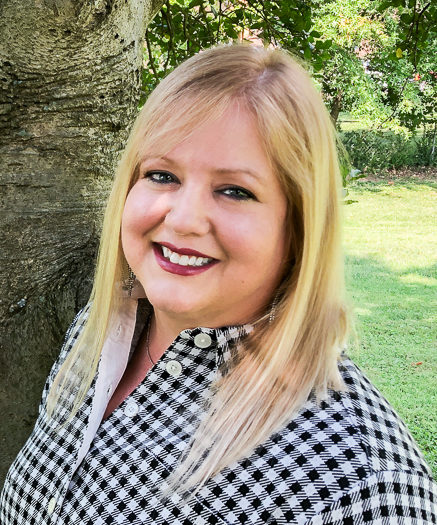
[164,205,210,237]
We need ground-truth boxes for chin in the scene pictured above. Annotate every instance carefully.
[148,294,201,317]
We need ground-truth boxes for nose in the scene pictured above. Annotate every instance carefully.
[164,187,211,237]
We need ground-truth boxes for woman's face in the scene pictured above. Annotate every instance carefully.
[121,104,288,329]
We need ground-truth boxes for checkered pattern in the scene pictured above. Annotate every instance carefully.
[1,301,436,524]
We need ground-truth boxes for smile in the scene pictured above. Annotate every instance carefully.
[161,245,213,267]
[153,243,218,276]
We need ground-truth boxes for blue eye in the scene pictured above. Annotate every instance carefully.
[145,171,178,184]
[220,187,256,201]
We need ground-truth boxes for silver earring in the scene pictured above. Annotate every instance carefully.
[127,265,136,297]
[269,291,281,324]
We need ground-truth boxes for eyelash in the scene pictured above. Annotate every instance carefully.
[145,171,175,184]
[144,171,256,201]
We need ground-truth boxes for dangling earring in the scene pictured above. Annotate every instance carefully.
[269,291,281,324]
[127,265,136,297]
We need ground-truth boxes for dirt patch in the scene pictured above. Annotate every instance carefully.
[361,166,437,182]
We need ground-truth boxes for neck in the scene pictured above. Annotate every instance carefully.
[148,307,227,360]
[148,311,184,360]
[146,304,262,362]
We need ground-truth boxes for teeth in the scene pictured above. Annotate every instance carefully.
[170,252,180,264]
[160,245,212,267]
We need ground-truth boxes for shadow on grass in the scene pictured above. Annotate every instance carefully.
[398,263,437,282]
[344,254,437,476]
[348,178,437,194]
[345,254,436,355]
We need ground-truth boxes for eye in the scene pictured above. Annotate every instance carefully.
[144,170,178,184]
[219,186,256,201]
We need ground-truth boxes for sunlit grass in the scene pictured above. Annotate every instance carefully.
[343,176,437,477]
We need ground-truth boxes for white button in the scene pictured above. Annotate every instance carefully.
[124,402,139,417]
[194,333,212,349]
[166,360,182,377]
[48,497,57,515]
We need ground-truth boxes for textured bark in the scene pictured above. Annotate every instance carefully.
[330,90,343,126]
[0,0,163,485]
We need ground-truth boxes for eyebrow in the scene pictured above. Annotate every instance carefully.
[143,156,262,182]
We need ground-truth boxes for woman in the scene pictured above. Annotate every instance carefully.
[1,44,435,524]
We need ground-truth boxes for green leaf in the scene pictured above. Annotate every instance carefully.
[313,59,324,72]
[188,0,203,8]
[378,0,392,12]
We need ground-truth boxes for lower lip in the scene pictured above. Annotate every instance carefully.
[153,244,218,276]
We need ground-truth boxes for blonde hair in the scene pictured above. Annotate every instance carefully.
[48,44,353,493]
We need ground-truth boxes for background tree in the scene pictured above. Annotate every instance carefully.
[316,0,436,131]
[0,0,163,485]
[143,0,328,97]
[143,0,436,169]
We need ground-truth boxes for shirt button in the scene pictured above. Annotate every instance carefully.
[48,497,57,515]
[106,383,113,397]
[124,402,139,417]
[166,360,182,377]
[194,333,212,349]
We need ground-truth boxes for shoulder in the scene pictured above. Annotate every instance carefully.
[228,356,436,523]
[336,356,431,476]
[274,356,433,480]
[39,303,91,411]
[57,304,91,360]
[302,469,436,524]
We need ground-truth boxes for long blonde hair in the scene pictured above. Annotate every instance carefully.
[48,44,353,492]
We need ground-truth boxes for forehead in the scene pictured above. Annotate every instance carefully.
[144,104,273,174]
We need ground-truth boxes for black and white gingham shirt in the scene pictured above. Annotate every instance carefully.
[1,291,436,524]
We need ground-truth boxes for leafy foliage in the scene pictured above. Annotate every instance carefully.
[143,0,329,99]
[143,0,436,167]
[341,129,434,172]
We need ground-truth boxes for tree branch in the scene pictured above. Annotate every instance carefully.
[145,29,158,79]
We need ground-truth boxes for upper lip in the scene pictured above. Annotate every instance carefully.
[156,242,216,259]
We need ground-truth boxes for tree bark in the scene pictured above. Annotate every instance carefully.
[0,0,163,485]
[330,89,343,126]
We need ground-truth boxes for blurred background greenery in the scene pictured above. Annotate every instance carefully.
[143,0,436,175]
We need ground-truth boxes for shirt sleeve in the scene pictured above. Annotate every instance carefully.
[38,303,91,414]
[303,469,437,525]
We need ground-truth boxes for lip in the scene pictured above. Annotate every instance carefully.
[158,241,214,259]
[153,244,218,276]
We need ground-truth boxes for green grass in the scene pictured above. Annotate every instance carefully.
[338,120,367,132]
[343,176,437,477]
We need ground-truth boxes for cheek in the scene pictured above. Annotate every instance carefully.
[221,211,286,268]
[121,187,158,236]
[121,195,153,263]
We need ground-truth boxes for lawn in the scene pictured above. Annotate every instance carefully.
[343,172,437,477]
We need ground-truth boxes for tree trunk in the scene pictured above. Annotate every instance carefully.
[330,90,343,126]
[0,0,163,485]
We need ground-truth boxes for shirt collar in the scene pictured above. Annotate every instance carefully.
[121,279,253,369]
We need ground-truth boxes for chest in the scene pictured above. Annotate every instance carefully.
[102,337,154,420]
